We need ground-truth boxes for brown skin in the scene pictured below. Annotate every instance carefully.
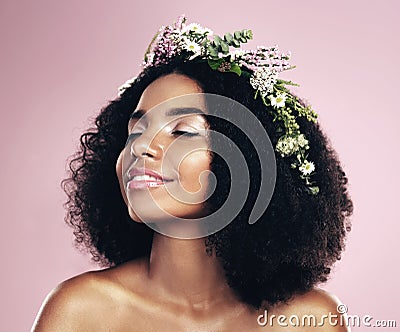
[32,75,350,331]
[31,260,350,331]
[118,74,211,225]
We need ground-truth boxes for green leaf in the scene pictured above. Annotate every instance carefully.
[213,35,222,47]
[229,63,242,76]
[208,46,218,57]
[244,29,253,39]
[277,79,300,87]
[232,39,240,48]
[224,33,234,44]
[240,29,253,41]
[234,31,241,39]
[208,58,223,70]
[220,40,229,53]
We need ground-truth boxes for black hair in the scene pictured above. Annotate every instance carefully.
[62,59,353,309]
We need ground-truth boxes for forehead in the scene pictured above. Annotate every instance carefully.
[136,73,204,111]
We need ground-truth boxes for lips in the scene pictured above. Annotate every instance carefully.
[126,167,174,190]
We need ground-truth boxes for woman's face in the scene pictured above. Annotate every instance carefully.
[116,73,212,225]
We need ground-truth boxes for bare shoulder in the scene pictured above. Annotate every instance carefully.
[31,270,105,331]
[31,258,149,332]
[268,287,350,331]
[288,287,344,313]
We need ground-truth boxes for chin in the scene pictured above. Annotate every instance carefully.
[127,203,208,223]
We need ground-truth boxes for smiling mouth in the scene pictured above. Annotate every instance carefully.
[127,175,174,190]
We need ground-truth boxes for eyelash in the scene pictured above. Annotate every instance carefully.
[127,130,198,141]
[172,130,199,137]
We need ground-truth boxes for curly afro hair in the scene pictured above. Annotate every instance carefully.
[62,59,353,310]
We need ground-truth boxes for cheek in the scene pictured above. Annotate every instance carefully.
[179,151,211,193]
[116,151,129,206]
[117,151,143,223]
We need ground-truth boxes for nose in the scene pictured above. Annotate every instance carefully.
[130,132,163,160]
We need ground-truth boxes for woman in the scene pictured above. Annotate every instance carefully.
[32,16,353,331]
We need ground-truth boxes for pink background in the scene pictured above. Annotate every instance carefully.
[1,1,399,330]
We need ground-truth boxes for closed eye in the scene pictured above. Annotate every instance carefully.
[126,130,199,144]
[126,133,140,142]
[172,130,199,137]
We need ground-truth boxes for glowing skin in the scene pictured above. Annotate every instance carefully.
[116,74,212,225]
[32,73,350,332]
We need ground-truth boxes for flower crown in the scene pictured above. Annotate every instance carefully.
[118,15,319,195]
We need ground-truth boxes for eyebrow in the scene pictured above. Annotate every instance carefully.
[129,107,205,120]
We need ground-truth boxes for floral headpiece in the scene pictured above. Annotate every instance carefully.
[118,15,319,195]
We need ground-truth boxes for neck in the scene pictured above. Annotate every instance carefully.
[147,232,236,310]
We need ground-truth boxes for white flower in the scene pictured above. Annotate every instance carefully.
[249,67,277,96]
[269,93,287,108]
[183,37,201,54]
[299,160,315,175]
[183,23,205,34]
[297,134,309,148]
[232,49,245,59]
[276,136,298,157]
